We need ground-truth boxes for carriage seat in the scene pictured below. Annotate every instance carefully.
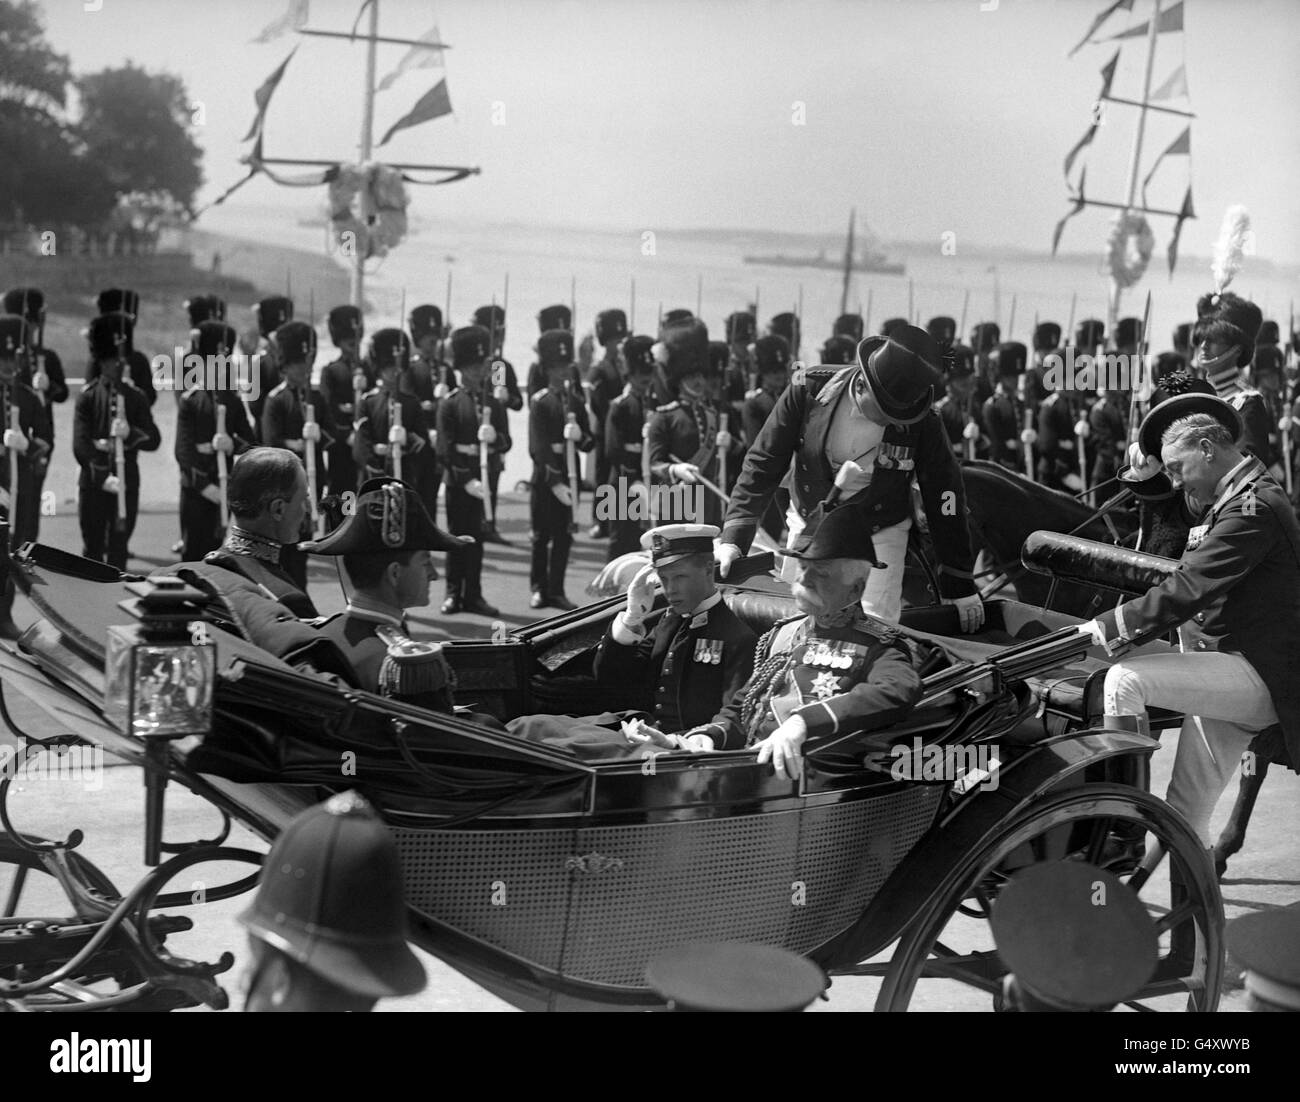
[1022,531,1180,595]
[724,590,799,639]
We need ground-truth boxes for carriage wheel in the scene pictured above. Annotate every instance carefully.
[874,784,1223,1012]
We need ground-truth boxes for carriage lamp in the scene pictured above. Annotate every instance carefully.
[103,578,215,867]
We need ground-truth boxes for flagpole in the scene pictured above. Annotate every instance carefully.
[1107,0,1162,340]
[351,0,380,310]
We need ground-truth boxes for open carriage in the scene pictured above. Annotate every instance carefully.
[0,533,1222,1012]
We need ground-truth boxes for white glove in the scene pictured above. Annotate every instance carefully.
[427,429,438,449]
[678,732,717,753]
[387,424,407,448]
[942,593,985,634]
[1075,619,1108,648]
[962,421,980,441]
[623,564,657,627]
[477,423,497,445]
[563,421,583,443]
[339,402,354,414]
[211,431,233,455]
[103,474,122,494]
[715,541,744,578]
[1280,416,1292,433]
[494,385,510,403]
[552,483,574,506]
[351,372,368,394]
[716,429,733,450]
[1074,419,1091,439]
[670,462,701,484]
[434,382,450,400]
[755,715,808,780]
[1020,427,1038,446]
[373,442,389,457]
[110,418,130,440]
[420,400,435,412]
[32,370,49,392]
[3,428,29,454]
[465,478,486,500]
[200,484,223,505]
[1125,441,1162,479]
[302,421,321,443]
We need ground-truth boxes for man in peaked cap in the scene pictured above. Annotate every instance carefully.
[981,342,1031,473]
[528,328,593,610]
[587,308,631,539]
[405,304,449,525]
[174,321,255,561]
[87,288,157,406]
[436,325,508,617]
[240,790,426,1012]
[302,477,472,709]
[73,313,161,569]
[1227,907,1300,1012]
[318,303,368,498]
[604,334,658,559]
[718,324,983,631]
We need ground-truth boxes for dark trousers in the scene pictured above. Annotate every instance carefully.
[591,437,609,529]
[760,487,790,547]
[444,483,485,602]
[530,479,573,596]
[326,441,358,498]
[79,480,139,570]
[413,450,441,526]
[179,486,223,561]
[3,465,43,549]
[487,460,502,526]
[608,515,643,560]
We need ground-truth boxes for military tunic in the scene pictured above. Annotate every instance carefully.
[981,386,1026,472]
[604,384,653,558]
[317,352,372,496]
[528,386,593,597]
[1088,396,1128,487]
[175,388,254,560]
[0,379,52,548]
[648,396,733,526]
[1036,391,1082,489]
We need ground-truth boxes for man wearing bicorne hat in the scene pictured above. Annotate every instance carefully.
[717,324,982,631]
[1077,391,1300,849]
[318,303,367,497]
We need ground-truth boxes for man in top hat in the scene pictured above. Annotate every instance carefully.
[3,290,68,518]
[768,312,801,358]
[833,313,865,343]
[72,313,161,569]
[1227,907,1300,1012]
[926,315,957,348]
[436,325,508,617]
[528,329,593,610]
[716,324,983,631]
[1079,392,1300,848]
[592,523,757,733]
[240,790,426,1012]
[245,294,294,435]
[645,502,922,779]
[405,304,450,524]
[587,308,630,539]
[1192,291,1273,465]
[981,342,1032,473]
[969,321,1001,406]
[604,335,659,560]
[175,321,255,561]
[318,303,368,497]
[302,477,472,709]
[262,321,333,593]
[935,345,981,461]
[90,288,156,405]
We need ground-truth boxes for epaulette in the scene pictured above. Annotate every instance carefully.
[267,381,288,398]
[852,609,901,643]
[756,613,806,658]
[655,400,680,413]
[529,389,548,405]
[375,627,454,697]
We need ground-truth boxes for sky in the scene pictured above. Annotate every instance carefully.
[32,0,1300,263]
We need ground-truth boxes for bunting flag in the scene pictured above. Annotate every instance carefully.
[1063,52,1119,180]
[1052,168,1088,255]
[1068,0,1133,58]
[252,0,309,45]
[243,136,335,187]
[1149,64,1188,100]
[378,79,453,146]
[377,25,446,92]
[241,48,298,142]
[1167,185,1195,276]
[1141,126,1191,203]
[1108,0,1184,41]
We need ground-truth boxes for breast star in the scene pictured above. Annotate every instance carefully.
[810,670,840,701]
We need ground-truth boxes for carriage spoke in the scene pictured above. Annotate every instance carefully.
[1153,898,1196,936]
[3,864,29,918]
[1083,817,1113,866]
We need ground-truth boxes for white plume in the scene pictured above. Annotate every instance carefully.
[1211,205,1251,294]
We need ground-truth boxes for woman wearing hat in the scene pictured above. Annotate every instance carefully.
[1078,392,1300,848]
[717,324,983,631]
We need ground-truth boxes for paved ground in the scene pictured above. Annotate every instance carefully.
[2,498,1297,1012]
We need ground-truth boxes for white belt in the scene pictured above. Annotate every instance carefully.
[624,444,643,453]
[550,443,565,453]
[454,443,478,455]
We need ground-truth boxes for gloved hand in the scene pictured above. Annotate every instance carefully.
[1020,427,1038,446]
[200,484,223,505]
[211,431,233,454]
[623,563,657,627]
[714,541,743,578]
[420,400,435,413]
[110,418,130,440]
[427,429,438,449]
[716,429,733,450]
[942,593,985,634]
[669,462,701,484]
[3,428,29,454]
[302,421,321,443]
[1075,619,1108,647]
[373,442,389,457]
[1280,415,1293,433]
[433,382,450,400]
[755,714,808,780]
[103,474,122,495]
[1125,441,1162,479]
[552,483,574,506]
[387,424,407,448]
[477,423,497,445]
[465,478,486,500]
[1074,418,1091,439]
[563,421,583,443]
[351,372,368,395]
[32,370,49,392]
[962,421,980,441]
[493,385,510,403]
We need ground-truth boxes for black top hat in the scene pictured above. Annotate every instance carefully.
[1075,318,1105,349]
[756,334,792,374]
[0,314,28,355]
[856,325,945,424]
[329,304,365,345]
[303,478,465,556]
[641,522,720,568]
[992,341,1028,378]
[1033,321,1062,352]
[833,313,865,341]
[88,312,134,360]
[97,287,140,319]
[989,861,1157,1010]
[3,287,44,322]
[1115,316,1143,349]
[237,790,426,999]
[275,320,317,365]
[537,303,571,333]
[1258,319,1280,346]
[707,340,730,375]
[768,312,800,347]
[661,318,710,383]
[819,334,856,366]
[725,311,756,344]
[971,321,1001,353]
[945,343,976,380]
[451,325,491,369]
[622,334,656,375]
[880,317,909,340]
[369,328,411,373]
[538,328,575,369]
[1226,907,1300,1011]
[185,294,227,328]
[1138,391,1242,463]
[595,309,628,344]
[255,295,293,337]
[926,316,957,345]
[785,500,886,566]
[192,320,238,359]
[473,304,505,329]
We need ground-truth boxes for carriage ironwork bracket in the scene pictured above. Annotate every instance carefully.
[565,854,625,874]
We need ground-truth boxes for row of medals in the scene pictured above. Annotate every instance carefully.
[804,640,854,670]
[692,639,723,665]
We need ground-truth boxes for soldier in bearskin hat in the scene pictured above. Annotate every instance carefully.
[604,334,657,560]
[472,302,522,542]
[73,312,161,569]
[528,329,593,610]
[719,324,982,629]
[1087,364,1129,490]
[1037,380,1085,492]
[586,308,630,539]
[436,325,508,617]
[88,288,156,405]
[317,304,367,497]
[405,304,450,524]
[741,334,793,544]
[184,293,227,328]
[969,320,1001,406]
[243,294,294,436]
[768,312,801,359]
[819,334,857,367]
[175,321,255,561]
[926,316,957,348]
[1192,291,1273,465]
[352,329,431,502]
[935,344,981,461]
[0,314,52,548]
[725,310,757,394]
[1027,321,1062,405]
[834,313,865,343]
[980,342,1031,473]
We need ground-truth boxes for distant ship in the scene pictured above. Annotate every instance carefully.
[744,210,904,275]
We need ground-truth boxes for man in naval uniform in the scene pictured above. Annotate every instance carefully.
[592,524,756,733]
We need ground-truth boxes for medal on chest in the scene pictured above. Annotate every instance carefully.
[1185,523,1210,552]
[693,639,722,665]
[876,442,915,471]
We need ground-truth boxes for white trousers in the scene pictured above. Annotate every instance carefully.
[1103,652,1277,846]
[780,512,912,623]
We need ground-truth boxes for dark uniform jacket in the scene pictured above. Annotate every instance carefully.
[1036,391,1080,484]
[742,388,780,449]
[200,534,319,619]
[86,349,156,407]
[722,366,977,598]
[592,595,757,733]
[981,386,1025,470]
[318,354,371,442]
[605,385,651,482]
[1095,459,1300,769]
[261,381,332,476]
[589,352,624,434]
[314,606,455,714]
[176,388,254,493]
[72,377,160,491]
[0,379,52,494]
[529,386,593,489]
[935,393,978,459]
[436,385,510,488]
[17,346,67,443]
[404,355,447,432]
[1222,388,1275,468]
[693,611,922,751]
[1088,396,1127,483]
[353,386,428,480]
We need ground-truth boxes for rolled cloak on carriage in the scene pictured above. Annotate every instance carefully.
[0,523,1223,1012]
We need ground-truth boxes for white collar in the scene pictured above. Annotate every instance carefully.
[346,592,407,629]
